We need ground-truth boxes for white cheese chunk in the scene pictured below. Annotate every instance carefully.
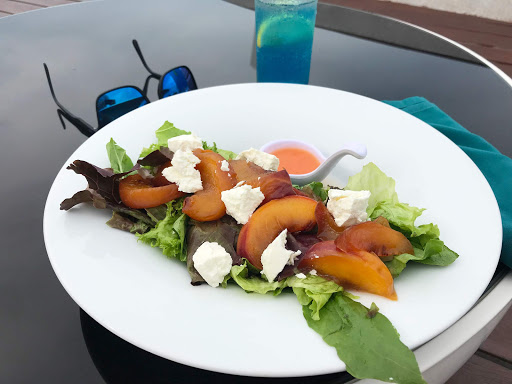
[261,229,301,282]
[192,242,233,287]
[326,189,371,227]
[167,133,202,153]
[220,160,230,172]
[295,273,307,279]
[310,269,317,276]
[162,149,203,193]
[236,148,279,171]
[221,184,264,224]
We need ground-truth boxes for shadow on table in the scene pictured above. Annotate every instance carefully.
[80,309,353,384]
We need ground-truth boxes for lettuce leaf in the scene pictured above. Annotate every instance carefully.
[289,275,344,320]
[346,162,398,215]
[202,141,237,160]
[156,121,190,146]
[303,293,426,384]
[230,262,288,295]
[136,199,188,261]
[295,181,329,202]
[139,121,190,158]
[186,218,242,285]
[345,163,458,275]
[106,211,150,234]
[230,263,342,319]
[106,138,134,173]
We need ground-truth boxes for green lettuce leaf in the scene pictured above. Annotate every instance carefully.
[230,263,342,318]
[303,293,426,384]
[345,162,398,215]
[295,181,329,202]
[106,138,134,173]
[139,121,190,158]
[156,121,190,146]
[202,141,238,160]
[345,163,458,275]
[288,275,343,320]
[230,262,288,295]
[136,199,188,261]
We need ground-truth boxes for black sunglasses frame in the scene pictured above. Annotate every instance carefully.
[44,39,198,137]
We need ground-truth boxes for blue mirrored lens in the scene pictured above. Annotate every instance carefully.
[96,87,148,127]
[161,67,197,98]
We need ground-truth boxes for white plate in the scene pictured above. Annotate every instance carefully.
[43,84,502,377]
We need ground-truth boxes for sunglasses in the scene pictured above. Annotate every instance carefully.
[44,39,198,137]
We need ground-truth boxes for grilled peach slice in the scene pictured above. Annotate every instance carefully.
[315,202,346,241]
[298,241,397,300]
[245,170,295,205]
[237,195,317,269]
[229,159,268,181]
[119,174,185,209]
[182,149,237,221]
[335,220,414,257]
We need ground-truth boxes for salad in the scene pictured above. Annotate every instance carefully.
[61,121,458,383]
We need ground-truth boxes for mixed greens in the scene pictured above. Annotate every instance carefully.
[61,121,459,383]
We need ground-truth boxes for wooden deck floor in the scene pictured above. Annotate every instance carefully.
[1,0,511,383]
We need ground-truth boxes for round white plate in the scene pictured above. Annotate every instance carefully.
[44,84,502,377]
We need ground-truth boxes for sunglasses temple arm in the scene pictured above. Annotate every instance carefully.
[132,39,161,79]
[44,63,96,136]
[57,109,96,137]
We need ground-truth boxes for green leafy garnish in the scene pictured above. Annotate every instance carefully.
[295,181,329,202]
[156,121,190,146]
[137,199,188,261]
[202,141,238,160]
[106,138,134,173]
[289,275,344,320]
[303,293,426,384]
[230,262,288,295]
[139,121,190,158]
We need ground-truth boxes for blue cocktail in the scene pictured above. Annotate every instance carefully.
[255,0,318,84]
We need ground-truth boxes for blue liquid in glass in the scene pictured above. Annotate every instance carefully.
[255,0,317,84]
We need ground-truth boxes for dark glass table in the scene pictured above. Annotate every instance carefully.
[1,0,511,383]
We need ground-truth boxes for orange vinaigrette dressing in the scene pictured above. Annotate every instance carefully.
[271,147,321,174]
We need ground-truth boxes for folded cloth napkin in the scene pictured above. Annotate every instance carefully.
[383,97,511,268]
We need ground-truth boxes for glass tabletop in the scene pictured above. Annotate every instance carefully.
[1,0,511,382]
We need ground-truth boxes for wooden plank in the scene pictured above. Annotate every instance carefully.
[322,0,512,36]
[459,43,512,65]
[446,354,512,384]
[0,0,41,13]
[433,26,512,51]
[480,308,512,362]
[495,62,512,76]
[15,0,76,7]
[320,0,512,76]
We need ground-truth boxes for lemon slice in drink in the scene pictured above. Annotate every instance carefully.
[257,15,313,48]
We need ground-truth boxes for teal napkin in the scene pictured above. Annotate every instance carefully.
[383,97,511,268]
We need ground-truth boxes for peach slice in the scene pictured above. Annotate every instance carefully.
[236,195,317,269]
[298,241,397,300]
[245,170,295,205]
[335,220,414,257]
[315,202,346,241]
[229,159,268,182]
[182,149,237,221]
[373,216,391,228]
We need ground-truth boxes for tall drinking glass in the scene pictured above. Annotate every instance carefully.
[255,0,318,84]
